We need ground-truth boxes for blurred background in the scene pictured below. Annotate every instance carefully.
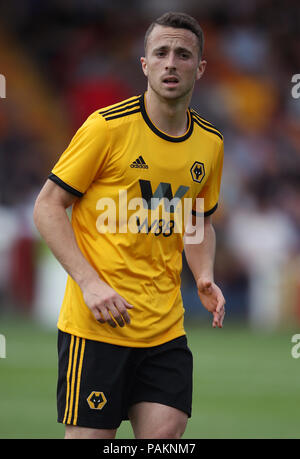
[0,0,299,439]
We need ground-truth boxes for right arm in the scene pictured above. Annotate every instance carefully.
[33,179,133,328]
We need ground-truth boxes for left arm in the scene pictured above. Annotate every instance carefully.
[184,215,225,328]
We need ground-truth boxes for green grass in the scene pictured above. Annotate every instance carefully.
[0,316,299,438]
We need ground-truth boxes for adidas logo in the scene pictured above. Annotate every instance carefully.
[130,156,149,169]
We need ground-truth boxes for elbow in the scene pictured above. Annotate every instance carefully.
[33,196,41,231]
[33,193,47,233]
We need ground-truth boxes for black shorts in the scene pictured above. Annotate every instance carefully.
[57,330,193,430]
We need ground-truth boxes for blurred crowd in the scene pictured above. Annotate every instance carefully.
[0,0,299,328]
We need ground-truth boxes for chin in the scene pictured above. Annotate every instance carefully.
[149,81,192,102]
[158,87,186,101]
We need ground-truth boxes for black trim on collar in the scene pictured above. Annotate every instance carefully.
[101,101,141,118]
[139,94,193,142]
[192,116,223,141]
[99,97,140,115]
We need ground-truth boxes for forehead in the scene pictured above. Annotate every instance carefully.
[147,25,198,53]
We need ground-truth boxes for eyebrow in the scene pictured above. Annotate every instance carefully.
[152,45,192,55]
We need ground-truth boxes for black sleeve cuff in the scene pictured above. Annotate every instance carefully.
[192,202,218,217]
[48,173,84,198]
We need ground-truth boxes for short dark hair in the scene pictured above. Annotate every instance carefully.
[144,12,204,58]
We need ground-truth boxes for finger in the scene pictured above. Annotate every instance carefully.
[114,299,131,324]
[118,295,134,309]
[216,296,225,314]
[212,309,223,328]
[97,313,106,324]
[108,303,125,328]
[219,307,225,327]
[212,311,219,328]
[99,305,117,328]
[124,301,134,310]
[215,307,225,328]
[92,307,105,324]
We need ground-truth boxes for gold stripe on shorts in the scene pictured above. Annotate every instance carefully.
[73,338,86,425]
[63,335,74,424]
[63,335,85,425]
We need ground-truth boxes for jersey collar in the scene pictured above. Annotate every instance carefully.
[139,93,193,143]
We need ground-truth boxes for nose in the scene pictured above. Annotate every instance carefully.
[165,52,176,71]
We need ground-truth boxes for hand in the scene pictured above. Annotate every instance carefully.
[196,279,225,328]
[81,278,133,328]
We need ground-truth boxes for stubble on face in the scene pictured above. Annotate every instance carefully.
[142,25,203,103]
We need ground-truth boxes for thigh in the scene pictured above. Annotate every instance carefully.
[129,402,188,439]
[64,424,117,439]
[57,330,133,431]
[128,335,193,431]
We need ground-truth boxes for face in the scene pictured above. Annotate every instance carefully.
[141,25,206,102]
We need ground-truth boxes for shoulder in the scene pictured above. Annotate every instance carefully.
[97,95,141,124]
[190,108,224,144]
[69,95,142,150]
[82,96,141,135]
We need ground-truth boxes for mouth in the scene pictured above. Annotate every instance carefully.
[162,76,179,87]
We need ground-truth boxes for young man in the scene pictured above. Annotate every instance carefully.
[33,12,225,439]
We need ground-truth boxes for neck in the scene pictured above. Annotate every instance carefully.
[145,88,192,137]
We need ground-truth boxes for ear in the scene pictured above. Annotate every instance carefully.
[196,59,207,81]
[140,56,148,77]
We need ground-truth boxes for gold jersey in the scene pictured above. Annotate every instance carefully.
[49,93,224,347]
